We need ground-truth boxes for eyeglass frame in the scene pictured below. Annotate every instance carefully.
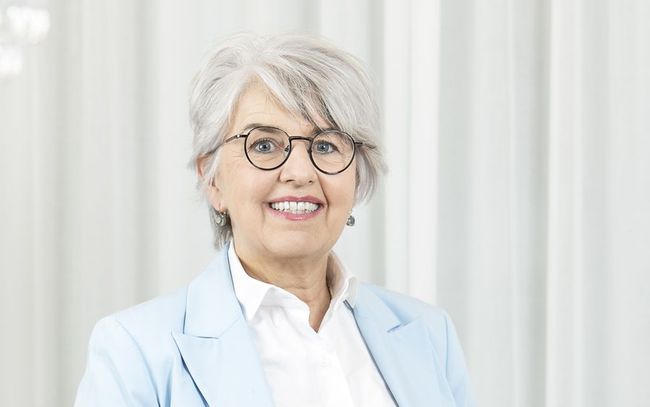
[210,125,366,175]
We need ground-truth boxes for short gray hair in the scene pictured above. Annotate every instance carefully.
[189,33,386,248]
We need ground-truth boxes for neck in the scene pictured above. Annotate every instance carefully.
[234,244,333,331]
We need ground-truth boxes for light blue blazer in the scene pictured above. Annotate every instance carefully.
[75,247,475,406]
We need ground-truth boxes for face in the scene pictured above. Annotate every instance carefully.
[206,82,357,264]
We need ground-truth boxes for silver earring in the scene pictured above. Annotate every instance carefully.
[346,215,355,227]
[213,209,229,227]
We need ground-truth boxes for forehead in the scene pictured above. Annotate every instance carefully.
[229,81,329,134]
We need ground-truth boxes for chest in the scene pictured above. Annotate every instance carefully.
[248,305,397,407]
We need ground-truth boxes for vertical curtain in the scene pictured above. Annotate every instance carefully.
[0,0,648,406]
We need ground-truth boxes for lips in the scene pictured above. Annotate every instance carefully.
[267,196,324,218]
[270,201,320,214]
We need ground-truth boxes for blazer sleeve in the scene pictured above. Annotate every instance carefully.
[442,311,476,407]
[74,316,159,407]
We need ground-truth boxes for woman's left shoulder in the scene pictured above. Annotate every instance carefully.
[356,282,475,407]
[358,283,462,360]
[356,282,454,332]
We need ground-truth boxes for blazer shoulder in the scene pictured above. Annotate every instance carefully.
[85,286,188,368]
[358,282,475,407]
[359,282,450,327]
[76,288,191,406]
[357,283,463,362]
[108,286,188,340]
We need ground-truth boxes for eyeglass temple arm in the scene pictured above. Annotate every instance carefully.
[204,134,247,156]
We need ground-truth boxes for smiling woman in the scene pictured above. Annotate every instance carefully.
[205,81,358,291]
[74,33,476,407]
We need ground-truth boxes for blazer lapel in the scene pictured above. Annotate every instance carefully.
[172,247,274,407]
[352,285,452,407]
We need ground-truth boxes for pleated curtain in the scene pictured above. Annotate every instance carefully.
[1,0,648,406]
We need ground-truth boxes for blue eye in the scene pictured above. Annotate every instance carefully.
[251,138,278,153]
[313,141,336,154]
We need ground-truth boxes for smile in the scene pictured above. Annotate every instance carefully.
[269,201,320,214]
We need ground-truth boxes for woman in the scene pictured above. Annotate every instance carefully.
[75,33,475,407]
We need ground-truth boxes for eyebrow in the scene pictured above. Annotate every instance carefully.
[238,122,265,133]
[237,122,336,136]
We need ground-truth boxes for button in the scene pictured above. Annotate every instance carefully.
[320,356,331,367]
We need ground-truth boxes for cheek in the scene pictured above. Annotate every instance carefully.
[324,172,357,209]
[226,168,275,210]
[216,161,246,209]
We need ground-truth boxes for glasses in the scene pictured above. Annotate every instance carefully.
[216,126,363,175]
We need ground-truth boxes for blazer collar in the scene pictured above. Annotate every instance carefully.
[182,244,241,338]
[173,244,448,407]
[352,285,451,407]
[172,244,275,407]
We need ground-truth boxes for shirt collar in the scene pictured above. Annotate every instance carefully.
[228,243,358,322]
[327,251,358,309]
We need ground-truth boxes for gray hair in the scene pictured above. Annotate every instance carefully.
[189,33,386,248]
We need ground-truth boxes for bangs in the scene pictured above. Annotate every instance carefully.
[249,65,340,133]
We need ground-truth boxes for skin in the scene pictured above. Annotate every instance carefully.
[200,82,357,331]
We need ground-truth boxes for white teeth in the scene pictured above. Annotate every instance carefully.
[270,201,320,214]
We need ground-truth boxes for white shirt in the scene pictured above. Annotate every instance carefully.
[228,244,396,407]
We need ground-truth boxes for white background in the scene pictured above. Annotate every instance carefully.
[1,0,649,406]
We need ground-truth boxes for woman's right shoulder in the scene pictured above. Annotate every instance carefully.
[91,286,189,350]
[84,249,231,369]
[76,286,202,406]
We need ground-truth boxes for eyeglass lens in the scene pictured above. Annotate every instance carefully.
[244,127,355,173]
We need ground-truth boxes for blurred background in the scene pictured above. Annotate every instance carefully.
[1,0,649,406]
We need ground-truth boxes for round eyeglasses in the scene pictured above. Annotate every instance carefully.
[216,126,363,175]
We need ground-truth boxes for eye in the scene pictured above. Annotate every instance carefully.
[313,140,337,154]
[250,138,279,154]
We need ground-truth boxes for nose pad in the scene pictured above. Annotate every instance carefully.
[282,138,312,164]
[280,139,317,183]
[290,139,311,156]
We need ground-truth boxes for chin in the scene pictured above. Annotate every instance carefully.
[263,234,329,260]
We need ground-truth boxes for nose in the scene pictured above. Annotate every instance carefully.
[278,139,317,185]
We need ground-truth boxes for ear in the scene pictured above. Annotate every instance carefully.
[197,155,226,212]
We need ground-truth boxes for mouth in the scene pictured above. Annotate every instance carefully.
[267,196,324,218]
[269,201,321,214]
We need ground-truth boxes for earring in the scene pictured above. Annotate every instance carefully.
[212,209,229,227]
[346,214,355,227]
